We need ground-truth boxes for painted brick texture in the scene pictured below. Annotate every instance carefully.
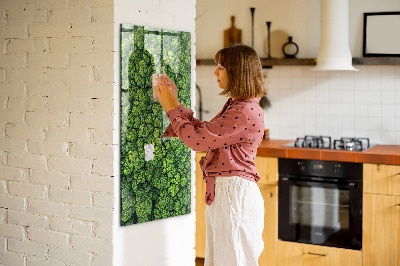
[0,0,114,265]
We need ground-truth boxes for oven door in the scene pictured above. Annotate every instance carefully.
[278,176,362,250]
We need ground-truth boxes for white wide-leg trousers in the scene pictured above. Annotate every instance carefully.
[205,176,264,266]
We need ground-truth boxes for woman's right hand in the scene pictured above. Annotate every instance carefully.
[162,76,180,108]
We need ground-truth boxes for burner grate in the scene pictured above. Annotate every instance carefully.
[295,135,332,149]
[333,137,370,151]
[287,136,371,151]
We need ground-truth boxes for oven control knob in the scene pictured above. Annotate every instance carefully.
[334,164,341,174]
[297,161,305,171]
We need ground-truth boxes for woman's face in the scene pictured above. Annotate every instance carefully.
[214,64,228,90]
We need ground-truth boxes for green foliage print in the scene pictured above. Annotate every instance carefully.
[120,25,192,226]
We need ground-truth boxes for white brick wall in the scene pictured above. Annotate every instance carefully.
[0,0,114,265]
[8,238,47,257]
[8,210,49,229]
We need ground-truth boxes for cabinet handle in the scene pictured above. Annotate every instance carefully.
[307,252,328,256]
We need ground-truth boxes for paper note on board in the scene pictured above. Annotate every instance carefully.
[144,144,154,161]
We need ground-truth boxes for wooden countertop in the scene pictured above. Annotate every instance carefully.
[256,139,400,165]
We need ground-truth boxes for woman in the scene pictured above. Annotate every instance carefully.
[154,44,266,266]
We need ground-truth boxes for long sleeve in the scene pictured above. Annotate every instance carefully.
[165,105,249,152]
[161,104,202,138]
[161,97,264,206]
[177,104,202,128]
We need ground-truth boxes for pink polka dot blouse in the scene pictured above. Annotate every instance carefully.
[162,97,265,205]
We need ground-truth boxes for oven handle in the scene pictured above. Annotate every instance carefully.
[280,177,357,189]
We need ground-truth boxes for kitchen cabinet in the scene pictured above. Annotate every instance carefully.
[363,163,400,196]
[195,155,400,265]
[276,241,362,266]
[195,152,207,258]
[255,156,278,266]
[195,154,279,266]
[363,164,400,266]
[363,193,400,266]
[259,184,278,266]
[254,156,278,186]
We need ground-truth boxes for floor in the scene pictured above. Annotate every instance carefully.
[195,257,205,266]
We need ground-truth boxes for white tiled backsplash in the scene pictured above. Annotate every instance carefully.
[196,65,400,145]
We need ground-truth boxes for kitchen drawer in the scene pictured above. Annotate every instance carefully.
[364,164,400,196]
[276,241,362,266]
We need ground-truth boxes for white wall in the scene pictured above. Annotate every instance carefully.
[197,0,400,58]
[113,1,197,266]
[196,0,400,145]
[265,65,400,144]
[0,0,114,265]
[197,64,400,145]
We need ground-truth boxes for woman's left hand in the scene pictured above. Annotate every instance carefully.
[154,76,175,113]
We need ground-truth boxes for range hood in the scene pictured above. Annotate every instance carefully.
[314,0,358,71]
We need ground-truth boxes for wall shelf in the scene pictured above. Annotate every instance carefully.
[196,57,400,67]
[260,58,316,66]
[352,57,400,65]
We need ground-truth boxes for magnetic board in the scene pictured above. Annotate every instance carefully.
[120,24,192,225]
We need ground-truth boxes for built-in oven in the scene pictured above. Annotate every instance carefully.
[278,158,363,250]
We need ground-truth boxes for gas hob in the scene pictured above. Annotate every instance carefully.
[282,135,374,151]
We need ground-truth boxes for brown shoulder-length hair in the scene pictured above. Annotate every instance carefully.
[214,44,266,99]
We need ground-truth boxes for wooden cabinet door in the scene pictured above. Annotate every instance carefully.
[195,152,207,258]
[363,193,400,266]
[364,164,400,196]
[259,185,278,266]
[255,156,278,186]
[277,241,362,266]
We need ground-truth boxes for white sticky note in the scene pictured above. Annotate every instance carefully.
[144,144,154,161]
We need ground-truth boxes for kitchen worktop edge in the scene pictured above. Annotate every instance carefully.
[194,140,400,166]
[257,140,400,165]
